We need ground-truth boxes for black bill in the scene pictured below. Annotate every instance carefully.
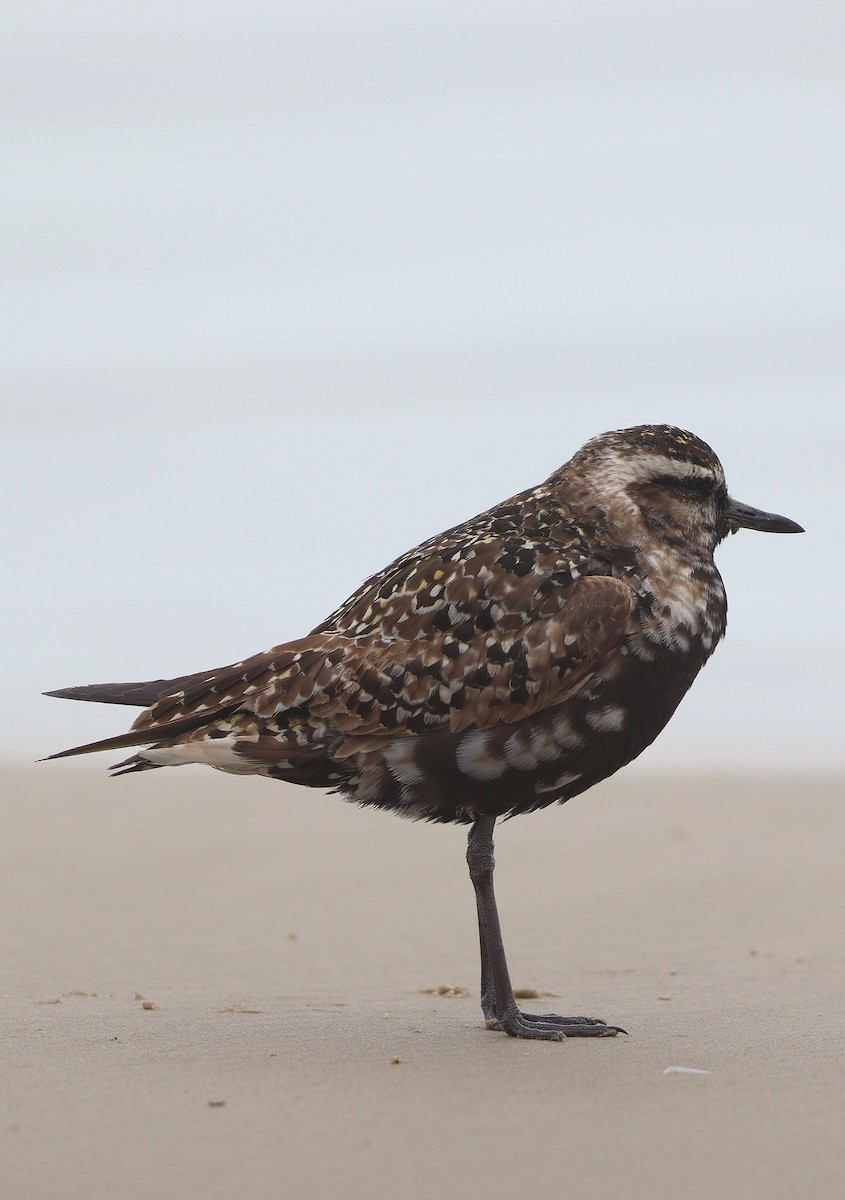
[725,498,805,535]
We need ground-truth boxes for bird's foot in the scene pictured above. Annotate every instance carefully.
[486,1008,626,1040]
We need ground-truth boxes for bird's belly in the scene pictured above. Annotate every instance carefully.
[337,643,708,823]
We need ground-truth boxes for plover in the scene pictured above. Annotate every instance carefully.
[46,425,803,1040]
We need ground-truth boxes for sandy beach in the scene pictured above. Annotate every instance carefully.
[2,766,842,1199]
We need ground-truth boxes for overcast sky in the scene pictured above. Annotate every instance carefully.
[3,1,843,773]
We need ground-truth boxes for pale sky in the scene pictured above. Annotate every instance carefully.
[3,1,842,771]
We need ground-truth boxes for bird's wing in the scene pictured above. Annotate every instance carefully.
[322,573,634,750]
[45,575,633,762]
[314,515,600,643]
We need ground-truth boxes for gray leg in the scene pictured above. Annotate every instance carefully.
[476,906,497,1022]
[466,815,625,1040]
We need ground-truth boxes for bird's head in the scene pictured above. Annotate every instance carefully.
[559,424,804,553]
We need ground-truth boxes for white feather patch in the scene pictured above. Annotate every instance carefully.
[585,705,627,733]
[551,714,583,749]
[456,730,507,780]
[502,731,539,770]
[142,738,263,775]
[384,740,425,786]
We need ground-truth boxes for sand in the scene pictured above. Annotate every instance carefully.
[2,766,843,1200]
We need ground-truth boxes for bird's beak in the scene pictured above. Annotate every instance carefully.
[725,497,804,535]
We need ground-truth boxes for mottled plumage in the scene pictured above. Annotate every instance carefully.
[46,425,803,1040]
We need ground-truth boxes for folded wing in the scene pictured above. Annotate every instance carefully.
[44,576,634,772]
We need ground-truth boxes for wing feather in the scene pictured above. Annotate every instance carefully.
[44,576,633,765]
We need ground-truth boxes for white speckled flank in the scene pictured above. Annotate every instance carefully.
[384,740,426,787]
[551,714,583,749]
[456,730,506,780]
[585,706,627,733]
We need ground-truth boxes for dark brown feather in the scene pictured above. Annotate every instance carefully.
[43,671,218,708]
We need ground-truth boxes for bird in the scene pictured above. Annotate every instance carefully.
[45,424,803,1041]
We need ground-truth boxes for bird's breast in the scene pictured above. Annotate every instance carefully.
[630,550,727,657]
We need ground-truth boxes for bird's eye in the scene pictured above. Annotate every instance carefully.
[653,473,715,497]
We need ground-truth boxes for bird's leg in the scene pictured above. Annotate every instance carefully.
[466,814,625,1040]
[476,906,497,1022]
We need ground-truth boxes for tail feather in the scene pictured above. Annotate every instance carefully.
[41,701,240,762]
[44,669,221,709]
[110,756,165,777]
[43,659,265,765]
